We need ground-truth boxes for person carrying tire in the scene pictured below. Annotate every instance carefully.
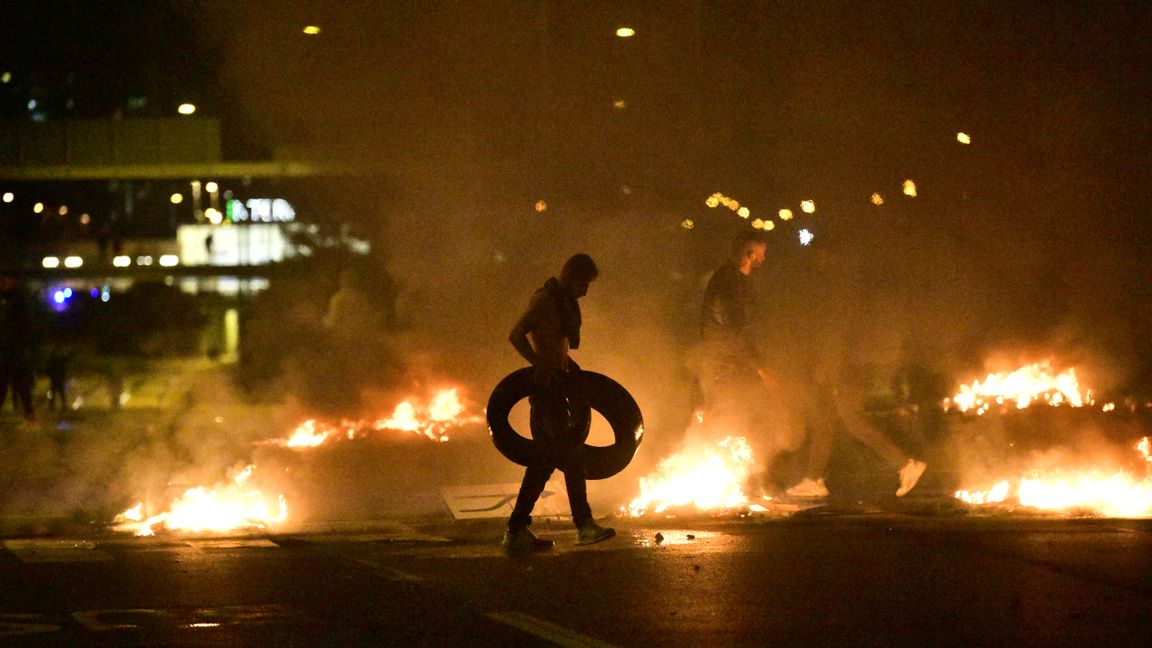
[503,253,616,554]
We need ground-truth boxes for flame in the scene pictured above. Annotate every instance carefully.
[946,361,1094,414]
[955,438,1152,517]
[115,465,287,536]
[280,387,481,448]
[373,387,478,442]
[285,419,336,448]
[626,436,763,516]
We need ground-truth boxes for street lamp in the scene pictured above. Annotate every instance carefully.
[615,27,635,38]
[178,103,197,115]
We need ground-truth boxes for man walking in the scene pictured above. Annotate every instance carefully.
[503,253,615,554]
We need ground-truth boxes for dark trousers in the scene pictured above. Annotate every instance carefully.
[0,364,34,420]
[508,381,593,531]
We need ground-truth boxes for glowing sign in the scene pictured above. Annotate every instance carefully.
[227,199,296,223]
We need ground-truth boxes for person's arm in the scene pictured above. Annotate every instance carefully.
[509,291,550,367]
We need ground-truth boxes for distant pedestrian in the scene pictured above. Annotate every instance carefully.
[45,340,71,412]
[0,276,36,421]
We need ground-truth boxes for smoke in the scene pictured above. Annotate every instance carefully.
[7,1,1143,528]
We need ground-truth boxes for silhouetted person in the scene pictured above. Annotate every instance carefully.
[45,341,71,412]
[695,231,774,442]
[781,244,927,499]
[0,276,36,421]
[503,253,615,553]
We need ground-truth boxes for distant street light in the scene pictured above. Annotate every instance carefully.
[615,27,635,38]
[303,25,321,35]
[177,103,197,115]
[171,193,184,204]
[2,192,12,203]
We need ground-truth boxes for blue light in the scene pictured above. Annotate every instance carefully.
[63,288,73,299]
[90,287,99,298]
[53,290,66,304]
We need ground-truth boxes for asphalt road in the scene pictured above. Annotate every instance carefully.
[0,510,1150,647]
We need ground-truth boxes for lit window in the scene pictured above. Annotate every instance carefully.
[616,27,635,38]
[42,257,61,269]
[159,255,180,267]
[64,256,83,268]
[112,256,131,267]
[177,103,196,115]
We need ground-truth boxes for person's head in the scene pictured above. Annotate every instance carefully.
[559,253,598,298]
[729,231,768,275]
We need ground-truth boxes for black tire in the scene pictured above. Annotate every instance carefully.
[487,368,644,480]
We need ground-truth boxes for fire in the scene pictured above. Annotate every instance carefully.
[955,438,1152,517]
[115,465,287,536]
[281,387,481,448]
[946,361,1094,415]
[285,419,339,448]
[626,436,766,517]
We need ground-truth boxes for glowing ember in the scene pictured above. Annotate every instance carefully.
[955,438,1152,517]
[115,465,287,536]
[626,436,763,516]
[945,361,1093,415]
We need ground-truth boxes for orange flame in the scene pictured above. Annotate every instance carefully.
[946,361,1094,415]
[115,465,287,536]
[281,387,481,448]
[955,437,1152,517]
[626,436,766,516]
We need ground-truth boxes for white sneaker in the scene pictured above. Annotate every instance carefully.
[896,459,927,497]
[786,477,829,498]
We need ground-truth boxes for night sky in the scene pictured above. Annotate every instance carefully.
[4,1,1151,395]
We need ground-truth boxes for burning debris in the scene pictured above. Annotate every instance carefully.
[948,363,1152,517]
[945,361,1095,415]
[114,465,287,537]
[114,386,483,536]
[281,387,482,447]
[955,437,1152,517]
[625,436,769,517]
